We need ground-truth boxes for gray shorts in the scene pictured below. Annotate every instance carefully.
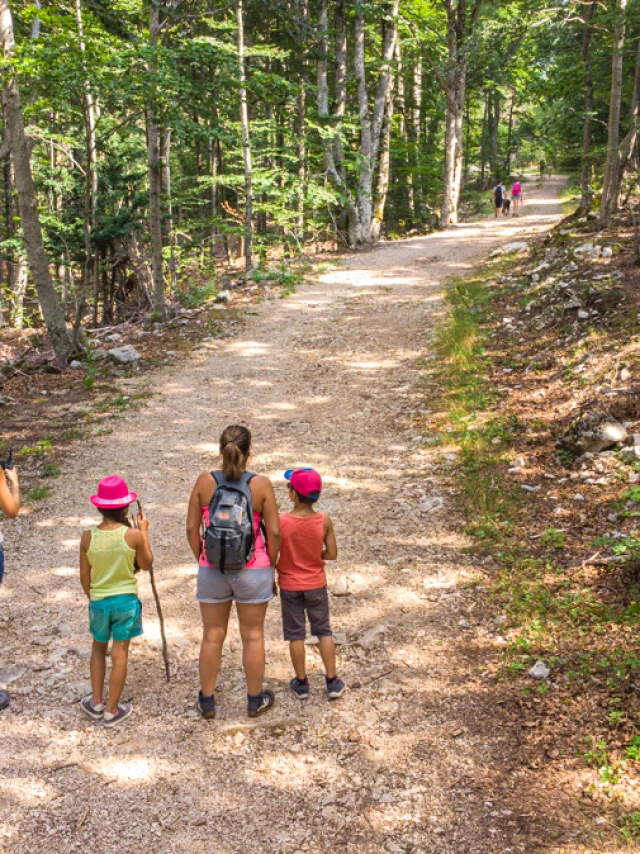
[196,565,275,605]
[280,587,332,641]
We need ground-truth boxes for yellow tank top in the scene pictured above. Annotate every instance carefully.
[87,526,137,601]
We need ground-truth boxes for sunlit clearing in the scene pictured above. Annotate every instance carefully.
[228,341,270,357]
[98,756,154,782]
[53,565,76,577]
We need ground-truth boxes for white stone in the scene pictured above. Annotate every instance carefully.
[357,624,389,650]
[529,660,550,679]
[501,241,528,254]
[107,345,142,364]
[602,247,613,258]
[332,576,350,596]
[620,368,631,382]
[577,310,589,320]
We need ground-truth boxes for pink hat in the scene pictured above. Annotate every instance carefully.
[90,475,137,509]
[284,468,322,500]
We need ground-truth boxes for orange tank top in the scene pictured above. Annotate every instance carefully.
[277,513,326,591]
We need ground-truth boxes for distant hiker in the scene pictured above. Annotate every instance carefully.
[539,159,546,180]
[511,180,523,217]
[187,425,281,720]
[492,180,505,217]
[546,162,553,178]
[502,191,511,216]
[277,468,344,701]
[79,476,153,727]
[0,455,20,713]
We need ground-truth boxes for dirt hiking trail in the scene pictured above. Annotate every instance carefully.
[2,178,578,854]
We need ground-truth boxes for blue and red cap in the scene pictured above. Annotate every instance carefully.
[284,467,322,501]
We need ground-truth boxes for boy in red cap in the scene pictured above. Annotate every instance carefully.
[79,476,153,727]
[277,468,345,700]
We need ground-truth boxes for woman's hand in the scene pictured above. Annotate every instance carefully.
[5,467,19,490]
[137,510,150,535]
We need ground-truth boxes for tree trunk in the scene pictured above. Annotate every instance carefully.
[480,90,488,188]
[147,0,165,318]
[370,58,396,241]
[579,1,596,213]
[411,56,424,220]
[0,0,71,366]
[75,0,99,326]
[439,0,483,227]
[505,92,514,175]
[489,89,499,181]
[356,0,399,243]
[394,40,413,221]
[236,0,253,272]
[354,3,372,239]
[333,0,347,186]
[317,0,359,246]
[165,129,177,288]
[617,38,640,188]
[599,0,627,225]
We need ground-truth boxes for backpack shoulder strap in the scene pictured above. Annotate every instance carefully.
[211,470,226,487]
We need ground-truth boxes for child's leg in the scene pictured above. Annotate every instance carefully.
[289,640,306,679]
[106,640,130,714]
[317,635,336,679]
[90,640,108,704]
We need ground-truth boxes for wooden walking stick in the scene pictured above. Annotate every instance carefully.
[134,500,171,682]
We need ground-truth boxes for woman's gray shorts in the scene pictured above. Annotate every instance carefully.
[196,565,274,605]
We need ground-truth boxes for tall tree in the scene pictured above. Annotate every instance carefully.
[0,0,72,366]
[237,0,253,272]
[599,0,628,225]
[147,0,165,319]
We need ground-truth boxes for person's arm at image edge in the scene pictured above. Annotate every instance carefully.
[0,467,20,518]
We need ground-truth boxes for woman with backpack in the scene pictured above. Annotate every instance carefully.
[186,424,281,720]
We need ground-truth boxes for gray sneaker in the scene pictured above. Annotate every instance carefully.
[104,702,133,728]
[80,695,105,720]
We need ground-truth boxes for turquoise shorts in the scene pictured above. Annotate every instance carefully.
[89,594,143,643]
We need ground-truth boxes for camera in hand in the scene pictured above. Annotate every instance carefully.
[0,450,13,471]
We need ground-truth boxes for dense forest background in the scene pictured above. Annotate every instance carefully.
[0,0,639,365]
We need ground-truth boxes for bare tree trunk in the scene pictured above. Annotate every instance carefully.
[147,0,165,318]
[370,58,396,241]
[489,90,499,181]
[333,0,347,186]
[3,146,14,296]
[617,38,640,187]
[394,40,412,221]
[11,254,27,327]
[75,0,99,326]
[317,0,359,246]
[0,0,71,365]
[236,0,253,272]
[480,90,488,188]
[165,129,177,288]
[505,92,514,175]
[439,0,483,227]
[412,56,424,220]
[599,0,627,225]
[356,0,399,242]
[354,3,372,239]
[579,1,596,213]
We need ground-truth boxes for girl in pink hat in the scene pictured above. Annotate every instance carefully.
[79,475,153,727]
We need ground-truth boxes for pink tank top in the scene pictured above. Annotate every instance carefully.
[199,508,270,569]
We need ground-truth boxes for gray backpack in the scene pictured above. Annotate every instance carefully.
[204,471,256,572]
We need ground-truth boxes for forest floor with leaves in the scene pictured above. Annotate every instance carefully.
[2,175,634,853]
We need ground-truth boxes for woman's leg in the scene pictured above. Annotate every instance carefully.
[106,640,130,714]
[199,601,232,696]
[236,602,269,696]
[90,639,108,705]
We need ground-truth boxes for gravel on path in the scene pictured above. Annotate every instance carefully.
[1,178,574,853]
